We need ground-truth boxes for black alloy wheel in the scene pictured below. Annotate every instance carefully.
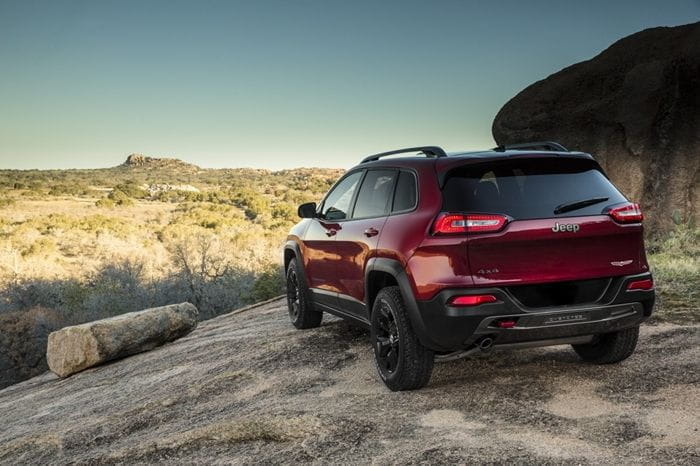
[287,267,301,321]
[374,299,400,374]
[285,258,322,329]
[370,286,434,391]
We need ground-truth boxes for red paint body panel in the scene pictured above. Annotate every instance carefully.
[299,219,340,292]
[288,152,651,308]
[465,216,646,287]
[334,216,388,301]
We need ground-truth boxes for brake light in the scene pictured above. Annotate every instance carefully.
[609,203,643,224]
[627,278,654,291]
[449,294,498,307]
[433,213,508,235]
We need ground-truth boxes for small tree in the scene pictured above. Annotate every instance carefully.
[95,198,115,208]
[108,189,134,207]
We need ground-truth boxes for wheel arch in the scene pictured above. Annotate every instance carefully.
[284,240,309,287]
[365,257,433,348]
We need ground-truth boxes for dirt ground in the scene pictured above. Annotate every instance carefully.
[0,298,698,464]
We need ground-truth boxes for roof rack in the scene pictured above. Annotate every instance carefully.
[493,141,568,152]
[361,146,447,164]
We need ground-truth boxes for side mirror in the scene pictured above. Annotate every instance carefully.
[298,202,318,219]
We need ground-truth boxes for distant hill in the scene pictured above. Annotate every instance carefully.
[0,154,345,194]
[120,154,201,173]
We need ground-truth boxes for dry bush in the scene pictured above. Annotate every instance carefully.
[0,197,291,387]
[0,307,65,388]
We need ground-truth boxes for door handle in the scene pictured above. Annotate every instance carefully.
[364,228,379,238]
[326,229,337,237]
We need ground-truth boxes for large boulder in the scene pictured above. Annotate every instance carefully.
[492,22,700,236]
[47,303,198,378]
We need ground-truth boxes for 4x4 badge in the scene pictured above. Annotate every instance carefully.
[552,222,580,233]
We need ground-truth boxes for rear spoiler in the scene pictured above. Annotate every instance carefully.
[492,141,569,152]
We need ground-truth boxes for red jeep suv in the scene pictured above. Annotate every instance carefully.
[283,142,655,391]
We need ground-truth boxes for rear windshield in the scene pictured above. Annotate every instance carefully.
[442,158,627,220]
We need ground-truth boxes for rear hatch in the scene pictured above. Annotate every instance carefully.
[440,156,646,288]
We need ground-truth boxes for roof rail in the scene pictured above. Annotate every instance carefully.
[493,141,568,152]
[361,146,447,164]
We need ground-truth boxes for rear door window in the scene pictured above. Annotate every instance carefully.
[352,170,397,219]
[442,158,627,220]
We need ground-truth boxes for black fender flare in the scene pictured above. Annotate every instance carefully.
[283,240,311,291]
[364,257,434,348]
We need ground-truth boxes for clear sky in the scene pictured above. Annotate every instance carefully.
[0,0,698,170]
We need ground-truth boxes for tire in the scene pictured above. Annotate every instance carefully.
[572,326,640,364]
[286,258,322,329]
[370,286,434,391]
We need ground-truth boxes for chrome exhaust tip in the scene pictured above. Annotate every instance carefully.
[479,337,494,351]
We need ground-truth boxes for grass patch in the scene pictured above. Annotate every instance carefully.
[647,224,699,323]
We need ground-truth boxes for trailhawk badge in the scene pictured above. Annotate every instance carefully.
[552,222,580,233]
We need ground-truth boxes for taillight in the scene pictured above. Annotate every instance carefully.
[449,294,498,306]
[627,278,654,291]
[609,203,643,224]
[433,213,508,235]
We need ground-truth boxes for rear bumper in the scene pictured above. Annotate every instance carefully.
[410,273,655,352]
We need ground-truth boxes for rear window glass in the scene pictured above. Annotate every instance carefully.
[442,159,627,220]
[392,171,417,212]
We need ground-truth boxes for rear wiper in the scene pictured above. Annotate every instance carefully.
[554,197,609,215]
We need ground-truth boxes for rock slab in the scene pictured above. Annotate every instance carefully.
[46,302,198,377]
[492,22,700,235]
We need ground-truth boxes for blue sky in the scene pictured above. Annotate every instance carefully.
[0,0,698,170]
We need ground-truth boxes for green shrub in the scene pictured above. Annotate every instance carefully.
[250,264,284,303]
[647,223,699,323]
[108,189,135,207]
[0,197,15,208]
[113,182,147,199]
[95,198,115,208]
[271,202,297,222]
[48,184,87,196]
[22,238,57,257]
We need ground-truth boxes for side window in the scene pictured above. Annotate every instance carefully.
[352,170,397,219]
[321,171,363,220]
[392,171,417,212]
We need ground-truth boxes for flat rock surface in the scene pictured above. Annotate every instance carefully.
[1,298,698,464]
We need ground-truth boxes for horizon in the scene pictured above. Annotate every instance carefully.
[0,0,698,171]
[0,152,348,172]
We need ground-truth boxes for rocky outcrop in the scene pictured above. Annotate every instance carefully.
[46,303,198,377]
[122,154,201,172]
[492,22,700,236]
